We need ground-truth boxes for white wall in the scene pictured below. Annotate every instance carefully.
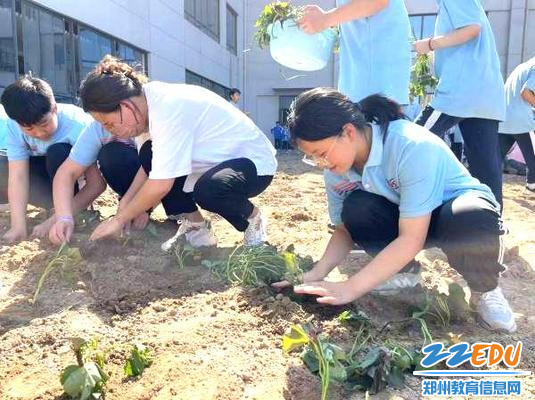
[31,0,244,90]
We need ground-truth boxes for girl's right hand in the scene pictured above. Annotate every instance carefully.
[49,218,75,245]
[2,226,27,243]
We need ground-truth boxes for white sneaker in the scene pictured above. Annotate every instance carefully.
[161,218,217,252]
[527,183,535,192]
[244,211,267,246]
[470,287,517,333]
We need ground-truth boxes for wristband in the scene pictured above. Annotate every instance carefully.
[428,37,435,51]
[57,215,74,224]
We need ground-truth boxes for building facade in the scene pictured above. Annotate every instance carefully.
[0,0,245,103]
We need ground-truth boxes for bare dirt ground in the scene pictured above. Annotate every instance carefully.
[0,151,533,400]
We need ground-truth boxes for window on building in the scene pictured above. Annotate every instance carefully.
[186,69,230,99]
[185,0,220,41]
[409,14,437,40]
[117,42,146,70]
[18,2,74,99]
[79,27,112,79]
[279,95,297,125]
[226,5,237,55]
[0,0,16,91]
[8,0,148,102]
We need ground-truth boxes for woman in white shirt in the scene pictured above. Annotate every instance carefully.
[55,56,277,248]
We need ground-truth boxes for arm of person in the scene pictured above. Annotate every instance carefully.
[295,214,430,304]
[299,0,389,33]
[48,158,88,244]
[415,24,481,54]
[32,162,106,238]
[3,160,30,242]
[520,88,535,107]
[520,70,535,106]
[89,178,174,241]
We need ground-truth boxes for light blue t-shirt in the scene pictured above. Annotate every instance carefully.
[0,105,8,152]
[499,58,535,134]
[5,104,93,161]
[336,0,411,105]
[69,121,135,167]
[324,120,497,225]
[431,0,505,121]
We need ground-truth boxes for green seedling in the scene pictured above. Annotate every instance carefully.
[283,324,347,400]
[202,244,313,287]
[409,53,438,99]
[254,2,304,49]
[175,242,202,269]
[32,243,83,304]
[124,344,153,378]
[61,338,108,400]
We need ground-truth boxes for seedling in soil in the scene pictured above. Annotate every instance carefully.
[175,242,203,270]
[60,338,108,400]
[202,244,313,287]
[124,343,153,378]
[32,243,83,304]
[283,324,347,400]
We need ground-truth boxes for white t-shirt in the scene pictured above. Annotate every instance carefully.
[144,81,277,192]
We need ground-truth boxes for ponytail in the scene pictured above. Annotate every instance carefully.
[79,55,148,113]
[357,94,406,138]
[288,87,405,143]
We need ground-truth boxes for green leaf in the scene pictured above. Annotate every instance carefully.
[337,310,371,326]
[124,344,153,378]
[386,366,405,388]
[61,362,105,400]
[302,347,319,373]
[282,324,310,353]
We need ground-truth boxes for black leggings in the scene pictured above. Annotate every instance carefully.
[416,106,503,207]
[139,140,273,231]
[342,190,505,293]
[97,141,140,197]
[499,133,535,184]
[0,142,77,209]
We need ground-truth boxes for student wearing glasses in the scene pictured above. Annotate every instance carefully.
[52,56,277,249]
[276,88,516,334]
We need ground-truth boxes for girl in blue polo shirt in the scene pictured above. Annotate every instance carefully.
[414,0,505,207]
[281,87,516,333]
[498,57,535,192]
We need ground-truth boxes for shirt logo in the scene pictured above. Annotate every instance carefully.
[387,178,399,190]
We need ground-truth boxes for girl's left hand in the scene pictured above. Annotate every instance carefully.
[298,5,329,34]
[90,218,124,241]
[294,280,360,305]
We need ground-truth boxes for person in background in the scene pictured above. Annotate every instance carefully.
[271,121,285,149]
[229,88,241,106]
[414,0,505,207]
[0,76,105,243]
[275,88,516,333]
[498,57,535,193]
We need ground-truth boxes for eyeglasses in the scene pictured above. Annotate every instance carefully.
[301,134,340,168]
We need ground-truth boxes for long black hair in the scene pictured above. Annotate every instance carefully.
[287,88,406,143]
